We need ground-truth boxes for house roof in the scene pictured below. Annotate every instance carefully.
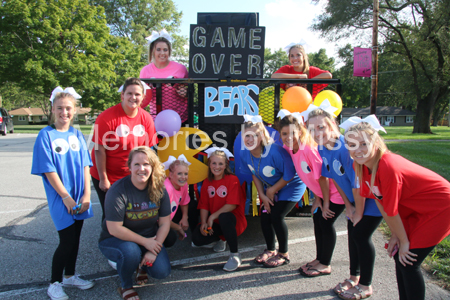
[341,106,415,117]
[9,107,92,116]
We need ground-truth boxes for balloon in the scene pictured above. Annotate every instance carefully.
[158,127,212,184]
[314,90,343,116]
[281,86,312,113]
[259,86,285,124]
[154,110,181,137]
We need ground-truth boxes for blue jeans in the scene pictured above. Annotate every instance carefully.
[98,237,171,289]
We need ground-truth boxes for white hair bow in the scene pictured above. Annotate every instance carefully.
[204,147,234,160]
[243,114,263,124]
[283,39,309,54]
[145,29,173,44]
[117,81,151,94]
[300,99,339,122]
[49,87,82,103]
[162,154,192,171]
[339,115,387,133]
[277,109,304,124]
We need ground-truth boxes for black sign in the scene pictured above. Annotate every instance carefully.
[189,25,265,79]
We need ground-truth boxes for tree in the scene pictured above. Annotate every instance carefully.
[312,0,450,133]
[263,48,290,78]
[0,0,123,119]
[308,48,336,73]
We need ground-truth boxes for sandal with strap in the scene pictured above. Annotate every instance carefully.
[254,249,277,264]
[263,253,290,268]
[135,268,148,285]
[334,279,357,295]
[118,287,140,300]
[338,285,372,300]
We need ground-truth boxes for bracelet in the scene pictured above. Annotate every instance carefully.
[62,195,70,200]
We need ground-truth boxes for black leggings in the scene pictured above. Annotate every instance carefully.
[261,200,297,254]
[395,245,435,300]
[347,216,383,285]
[313,202,345,266]
[191,212,238,253]
[51,220,84,283]
[164,208,183,248]
[92,176,107,222]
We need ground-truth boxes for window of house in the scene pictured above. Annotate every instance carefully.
[75,116,79,121]
[386,116,395,124]
[18,116,26,121]
[406,116,413,123]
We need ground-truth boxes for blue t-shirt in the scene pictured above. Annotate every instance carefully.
[318,135,381,217]
[239,143,305,201]
[32,126,94,230]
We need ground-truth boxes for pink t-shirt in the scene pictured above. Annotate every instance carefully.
[140,61,189,122]
[284,144,343,204]
[164,177,190,220]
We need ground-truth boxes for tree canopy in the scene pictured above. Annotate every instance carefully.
[312,0,450,133]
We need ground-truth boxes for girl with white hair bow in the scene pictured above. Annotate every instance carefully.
[140,29,189,123]
[271,43,332,99]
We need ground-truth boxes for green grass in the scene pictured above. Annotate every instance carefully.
[382,141,450,289]
[13,124,94,135]
[380,126,450,140]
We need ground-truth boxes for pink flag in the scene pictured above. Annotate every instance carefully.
[353,47,371,77]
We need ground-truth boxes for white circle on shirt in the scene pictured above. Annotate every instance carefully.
[133,125,145,137]
[52,139,70,155]
[262,166,276,177]
[217,185,228,198]
[332,159,345,176]
[300,161,312,174]
[68,135,80,152]
[116,124,130,137]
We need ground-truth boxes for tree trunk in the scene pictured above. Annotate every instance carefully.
[413,95,435,133]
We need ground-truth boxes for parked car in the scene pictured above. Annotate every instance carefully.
[0,108,14,136]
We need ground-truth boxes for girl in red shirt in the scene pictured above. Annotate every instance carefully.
[271,44,332,99]
[345,122,450,300]
[191,149,247,272]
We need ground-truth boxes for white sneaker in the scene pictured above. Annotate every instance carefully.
[62,274,94,290]
[108,259,117,270]
[213,239,227,252]
[47,282,68,300]
[191,241,216,249]
[223,253,242,272]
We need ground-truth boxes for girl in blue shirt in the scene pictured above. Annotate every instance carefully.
[32,88,94,300]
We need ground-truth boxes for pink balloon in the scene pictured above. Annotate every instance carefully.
[154,110,181,137]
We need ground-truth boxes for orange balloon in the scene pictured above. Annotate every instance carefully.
[281,86,312,113]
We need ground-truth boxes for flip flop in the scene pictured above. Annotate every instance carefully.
[301,267,331,277]
[334,279,357,295]
[118,287,140,300]
[338,285,372,300]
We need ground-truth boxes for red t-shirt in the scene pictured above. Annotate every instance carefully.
[275,65,330,99]
[198,174,247,236]
[359,152,450,248]
[90,103,156,184]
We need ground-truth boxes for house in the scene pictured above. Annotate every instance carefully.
[9,107,94,125]
[340,106,415,126]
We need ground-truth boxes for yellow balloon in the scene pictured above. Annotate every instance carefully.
[258,86,285,124]
[313,90,343,116]
[158,127,212,184]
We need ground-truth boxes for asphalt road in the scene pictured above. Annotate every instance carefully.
[0,133,449,300]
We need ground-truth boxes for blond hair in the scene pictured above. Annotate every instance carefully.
[288,44,310,74]
[345,123,389,191]
[51,93,78,124]
[243,121,274,147]
[127,146,166,205]
[168,160,190,173]
[277,115,316,148]
[306,108,341,141]
[207,150,233,181]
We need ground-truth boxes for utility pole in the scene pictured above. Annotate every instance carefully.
[370,0,379,115]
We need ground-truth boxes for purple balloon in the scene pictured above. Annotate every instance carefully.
[154,110,181,137]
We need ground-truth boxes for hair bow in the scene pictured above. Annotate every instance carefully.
[277,109,304,124]
[283,39,308,54]
[339,115,387,133]
[49,87,82,103]
[204,147,234,160]
[145,28,173,44]
[300,99,339,122]
[117,81,151,94]
[243,114,263,124]
[162,154,191,171]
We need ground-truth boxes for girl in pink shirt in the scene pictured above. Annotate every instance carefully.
[277,110,343,277]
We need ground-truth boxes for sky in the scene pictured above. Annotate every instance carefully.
[173,0,339,59]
